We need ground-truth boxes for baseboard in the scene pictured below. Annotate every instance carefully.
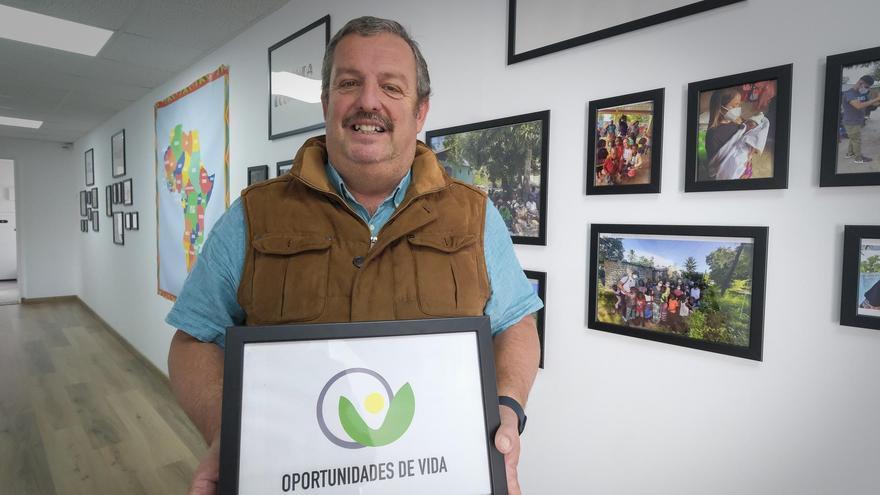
[21,295,77,304]
[75,297,171,384]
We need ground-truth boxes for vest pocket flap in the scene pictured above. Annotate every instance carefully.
[407,233,477,253]
[253,234,332,255]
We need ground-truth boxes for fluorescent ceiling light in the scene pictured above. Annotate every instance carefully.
[0,5,113,56]
[271,72,322,104]
[0,116,43,129]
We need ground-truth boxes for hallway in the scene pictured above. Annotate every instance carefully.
[0,299,205,494]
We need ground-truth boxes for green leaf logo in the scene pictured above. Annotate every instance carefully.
[316,368,415,449]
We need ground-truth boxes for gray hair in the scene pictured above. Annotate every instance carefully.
[321,16,431,104]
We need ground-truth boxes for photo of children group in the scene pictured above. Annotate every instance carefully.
[696,79,778,181]
[836,60,880,174]
[427,114,547,241]
[858,238,880,317]
[595,233,756,347]
[593,101,654,186]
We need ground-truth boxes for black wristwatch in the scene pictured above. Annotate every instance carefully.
[498,396,527,435]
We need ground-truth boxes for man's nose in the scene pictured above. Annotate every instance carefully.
[355,81,381,112]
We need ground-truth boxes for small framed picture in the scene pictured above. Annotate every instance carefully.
[130,211,139,231]
[90,210,99,232]
[90,187,98,209]
[524,270,546,369]
[113,182,121,205]
[247,165,269,186]
[841,226,880,330]
[685,64,792,192]
[123,178,133,206]
[586,88,664,195]
[112,211,125,245]
[105,185,113,217]
[268,16,330,140]
[81,219,88,233]
[111,129,126,178]
[589,224,768,361]
[276,160,293,177]
[426,110,550,245]
[79,190,88,217]
[124,212,132,230]
[820,46,880,187]
[85,148,94,186]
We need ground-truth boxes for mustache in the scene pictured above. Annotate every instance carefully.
[342,111,394,132]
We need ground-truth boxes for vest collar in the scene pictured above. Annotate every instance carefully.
[292,135,449,199]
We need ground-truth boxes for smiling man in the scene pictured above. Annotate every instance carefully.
[166,16,542,495]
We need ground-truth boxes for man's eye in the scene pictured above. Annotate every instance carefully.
[339,80,358,88]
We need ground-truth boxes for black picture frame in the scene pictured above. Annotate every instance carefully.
[90,187,98,209]
[122,178,133,206]
[820,46,880,187]
[276,159,293,177]
[124,212,131,230]
[588,224,767,361]
[586,88,664,195]
[105,185,112,217]
[112,211,124,245]
[111,129,126,178]
[685,64,792,192]
[268,15,330,140]
[130,211,139,231]
[425,110,550,246]
[80,219,88,233]
[90,210,99,233]
[79,190,88,217]
[840,225,880,330]
[507,0,745,65]
[84,148,94,186]
[524,270,546,369]
[247,165,269,186]
[219,317,507,494]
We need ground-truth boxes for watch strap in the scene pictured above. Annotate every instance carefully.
[498,395,527,435]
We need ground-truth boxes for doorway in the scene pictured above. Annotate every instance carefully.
[0,158,19,305]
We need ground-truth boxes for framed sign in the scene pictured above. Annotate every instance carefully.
[507,0,745,65]
[268,15,330,140]
[820,46,880,187]
[841,225,880,330]
[589,224,768,361]
[426,110,550,245]
[111,129,126,178]
[220,317,508,494]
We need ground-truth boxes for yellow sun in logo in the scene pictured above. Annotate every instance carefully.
[364,392,385,414]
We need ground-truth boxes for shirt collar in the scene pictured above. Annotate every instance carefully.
[324,161,411,209]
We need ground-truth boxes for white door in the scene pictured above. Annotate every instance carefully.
[0,212,17,280]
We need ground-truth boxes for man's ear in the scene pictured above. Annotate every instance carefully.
[415,98,430,133]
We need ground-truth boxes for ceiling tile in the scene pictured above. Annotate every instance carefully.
[100,32,206,72]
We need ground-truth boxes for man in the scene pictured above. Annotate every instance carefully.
[842,75,880,164]
[165,16,541,495]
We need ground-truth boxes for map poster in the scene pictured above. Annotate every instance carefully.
[155,65,229,301]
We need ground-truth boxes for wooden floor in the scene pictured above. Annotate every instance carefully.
[0,299,206,494]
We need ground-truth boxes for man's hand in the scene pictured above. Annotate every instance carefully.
[495,405,523,494]
[188,438,220,495]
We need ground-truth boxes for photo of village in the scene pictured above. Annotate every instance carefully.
[593,100,655,186]
[427,118,544,239]
[595,233,755,347]
[858,238,880,317]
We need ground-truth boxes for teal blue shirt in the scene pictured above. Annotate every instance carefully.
[166,164,542,347]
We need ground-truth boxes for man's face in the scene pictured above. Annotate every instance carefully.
[322,33,429,192]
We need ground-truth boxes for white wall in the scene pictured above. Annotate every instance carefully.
[0,138,78,297]
[74,0,880,493]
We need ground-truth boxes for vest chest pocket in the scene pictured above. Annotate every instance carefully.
[407,233,486,316]
[251,233,332,322]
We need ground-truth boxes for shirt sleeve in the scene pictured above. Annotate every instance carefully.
[482,199,544,335]
[164,198,247,348]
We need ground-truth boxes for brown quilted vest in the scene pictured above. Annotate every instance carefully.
[237,136,490,325]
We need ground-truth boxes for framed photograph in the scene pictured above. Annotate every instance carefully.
[79,190,88,217]
[113,182,120,205]
[105,185,112,217]
[587,88,664,195]
[524,270,546,369]
[268,15,330,140]
[219,317,507,494]
[426,110,550,245]
[112,211,124,246]
[507,0,745,65]
[90,187,98,209]
[111,129,126,178]
[276,159,294,177]
[90,210,99,233]
[840,226,880,330]
[588,224,768,361]
[247,165,269,186]
[80,219,88,233]
[130,211,139,231]
[124,212,131,230]
[84,148,94,186]
[122,178,133,206]
[685,64,792,192]
[820,46,880,187]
